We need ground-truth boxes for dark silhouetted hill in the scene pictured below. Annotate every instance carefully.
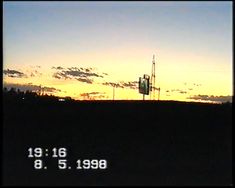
[2,88,232,186]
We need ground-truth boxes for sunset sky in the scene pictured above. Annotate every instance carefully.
[3,1,233,102]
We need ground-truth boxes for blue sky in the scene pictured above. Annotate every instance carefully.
[4,1,232,60]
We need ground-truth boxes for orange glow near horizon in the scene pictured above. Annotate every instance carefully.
[3,2,233,103]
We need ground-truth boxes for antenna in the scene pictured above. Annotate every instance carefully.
[150,54,156,100]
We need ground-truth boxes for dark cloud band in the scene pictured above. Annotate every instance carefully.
[3,69,27,78]
[187,95,232,103]
[52,66,107,84]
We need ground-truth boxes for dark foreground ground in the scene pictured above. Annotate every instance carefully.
[2,99,232,186]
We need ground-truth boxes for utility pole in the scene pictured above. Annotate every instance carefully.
[113,84,115,100]
[150,54,156,100]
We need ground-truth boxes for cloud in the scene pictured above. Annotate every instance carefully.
[121,81,139,89]
[80,92,102,96]
[42,86,61,93]
[164,89,171,96]
[3,83,61,93]
[29,69,42,77]
[4,67,42,78]
[193,83,202,87]
[3,69,27,78]
[170,89,188,94]
[22,66,43,78]
[102,82,123,88]
[30,65,41,69]
[179,91,187,94]
[52,66,64,70]
[76,77,93,84]
[80,92,106,100]
[187,95,232,103]
[183,82,202,87]
[52,66,106,84]
[102,81,138,89]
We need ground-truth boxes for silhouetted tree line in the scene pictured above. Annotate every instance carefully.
[3,87,74,103]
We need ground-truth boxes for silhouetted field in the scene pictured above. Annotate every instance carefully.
[3,97,232,186]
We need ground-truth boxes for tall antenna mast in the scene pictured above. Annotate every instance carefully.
[151,54,156,100]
